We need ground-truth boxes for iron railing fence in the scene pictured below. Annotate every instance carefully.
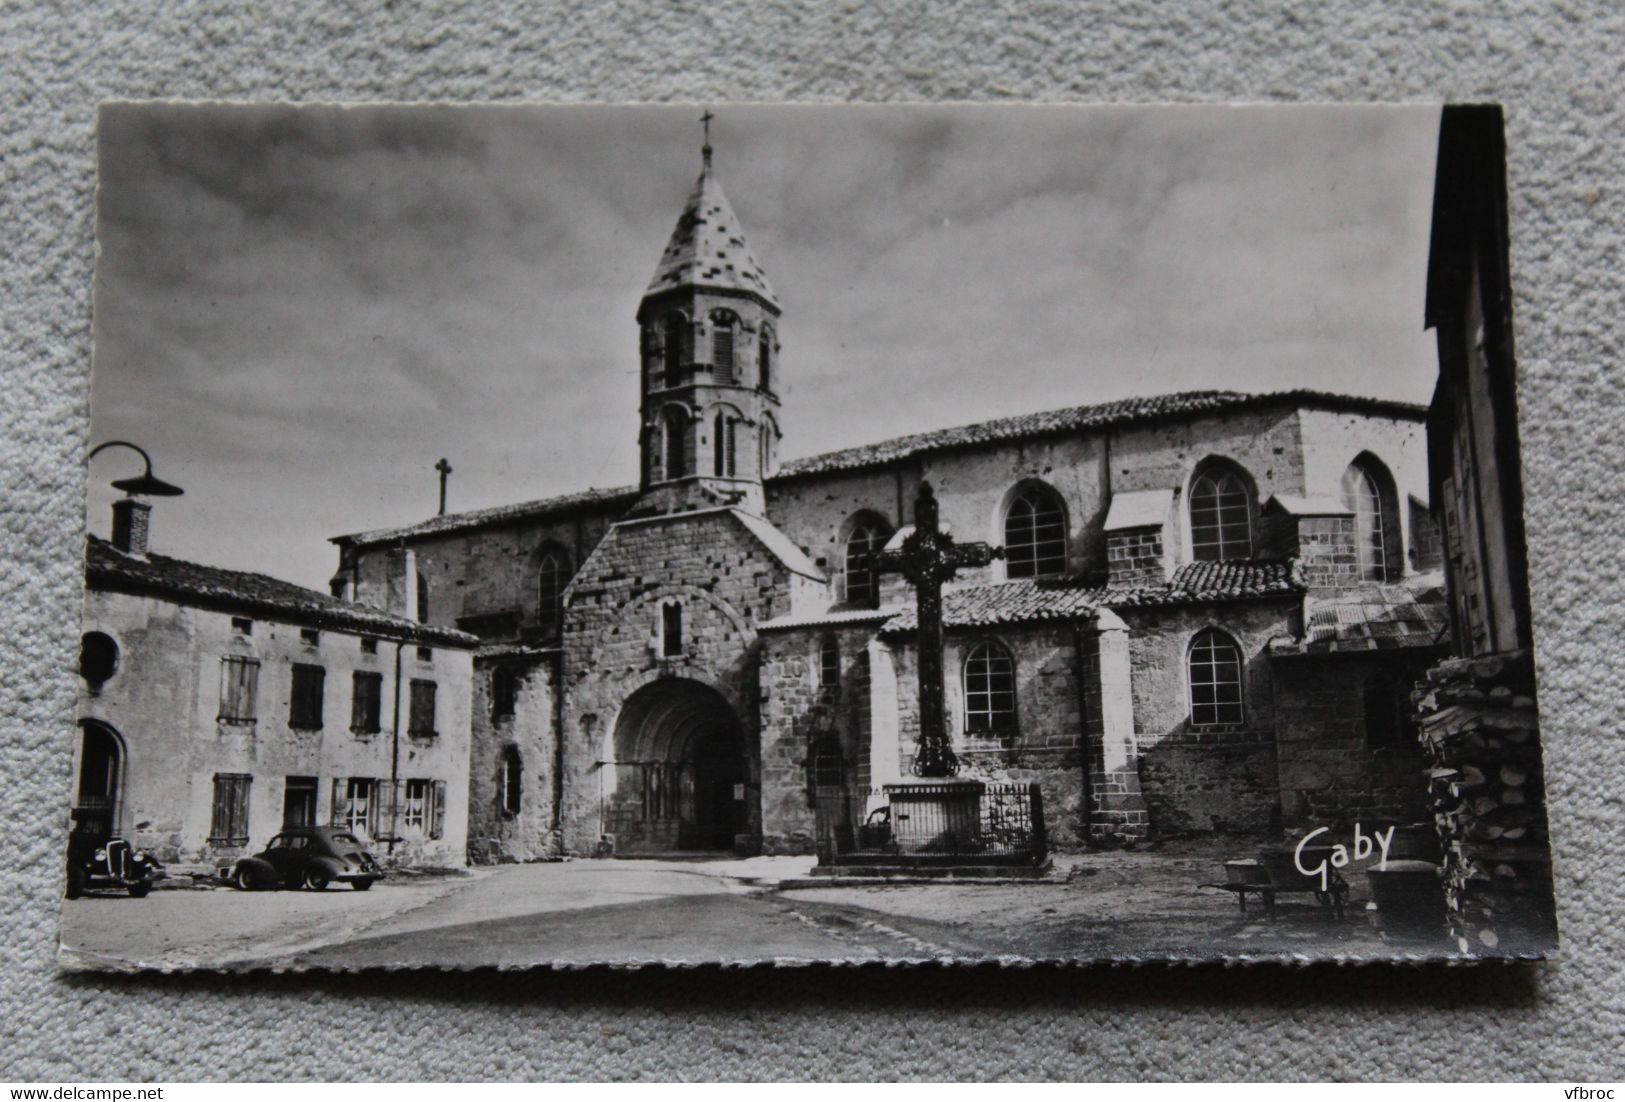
[814,781,1047,867]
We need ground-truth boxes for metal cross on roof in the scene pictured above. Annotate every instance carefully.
[435,457,453,516]
[700,109,714,168]
[874,481,1004,777]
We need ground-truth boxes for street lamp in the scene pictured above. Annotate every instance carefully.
[89,441,183,555]
[88,440,185,497]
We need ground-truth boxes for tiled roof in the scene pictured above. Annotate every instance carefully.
[879,560,1302,634]
[332,486,639,548]
[1270,576,1451,656]
[645,167,778,308]
[86,537,478,647]
[774,389,1427,481]
[756,608,898,632]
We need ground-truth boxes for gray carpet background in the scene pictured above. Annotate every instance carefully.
[4,0,1622,1081]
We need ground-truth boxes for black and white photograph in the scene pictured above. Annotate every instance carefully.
[62,101,1557,970]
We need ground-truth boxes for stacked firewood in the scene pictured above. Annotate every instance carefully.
[1413,649,1556,955]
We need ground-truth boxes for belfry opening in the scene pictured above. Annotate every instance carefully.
[604,679,751,854]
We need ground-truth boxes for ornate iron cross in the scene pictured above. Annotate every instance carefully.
[874,481,1003,777]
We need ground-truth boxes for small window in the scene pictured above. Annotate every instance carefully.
[209,773,252,847]
[408,679,437,738]
[1190,465,1254,562]
[360,637,378,655]
[843,519,892,607]
[336,777,376,837]
[713,413,737,477]
[663,407,689,480]
[79,631,119,691]
[416,572,430,624]
[218,656,261,723]
[351,671,382,735]
[963,640,1017,737]
[809,736,844,790]
[500,747,522,817]
[1188,629,1244,726]
[417,645,433,663]
[819,634,841,691]
[758,328,773,392]
[663,313,686,388]
[1004,486,1068,579]
[289,664,325,730]
[231,617,254,636]
[403,778,433,833]
[662,602,683,658]
[300,628,320,647]
[491,665,517,721]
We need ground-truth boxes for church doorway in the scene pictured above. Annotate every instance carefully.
[606,679,751,854]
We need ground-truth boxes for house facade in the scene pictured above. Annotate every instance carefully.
[76,502,478,869]
[330,145,1449,861]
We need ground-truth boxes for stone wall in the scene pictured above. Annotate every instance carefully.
[467,651,557,864]
[1105,525,1166,585]
[1294,514,1362,590]
[1119,600,1293,836]
[1270,653,1434,829]
[77,588,474,867]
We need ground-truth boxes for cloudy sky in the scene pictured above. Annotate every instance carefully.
[91,103,1442,590]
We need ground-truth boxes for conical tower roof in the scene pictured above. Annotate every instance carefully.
[645,163,779,310]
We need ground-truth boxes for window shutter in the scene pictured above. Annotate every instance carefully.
[431,780,447,840]
[210,776,231,841]
[330,778,345,827]
[234,776,252,844]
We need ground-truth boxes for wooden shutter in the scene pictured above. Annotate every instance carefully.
[431,780,447,840]
[210,776,232,841]
[330,778,345,827]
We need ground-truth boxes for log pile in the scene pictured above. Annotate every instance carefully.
[1413,649,1557,955]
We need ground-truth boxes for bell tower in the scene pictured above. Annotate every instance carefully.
[634,113,782,516]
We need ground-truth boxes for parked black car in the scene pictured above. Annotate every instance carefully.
[65,835,161,898]
[231,826,383,891]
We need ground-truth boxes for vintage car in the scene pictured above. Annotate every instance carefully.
[65,835,162,898]
[230,826,383,891]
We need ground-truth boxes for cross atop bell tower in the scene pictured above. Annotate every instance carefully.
[634,113,782,516]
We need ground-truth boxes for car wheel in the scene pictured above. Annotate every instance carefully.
[233,865,259,891]
[128,881,151,899]
[303,867,330,891]
[65,865,87,900]
[351,878,374,891]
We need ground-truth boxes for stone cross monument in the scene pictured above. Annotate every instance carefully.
[875,481,1003,778]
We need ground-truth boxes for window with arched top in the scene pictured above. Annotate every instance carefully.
[808,735,845,790]
[662,407,690,479]
[661,601,683,657]
[711,312,737,384]
[759,415,779,476]
[1003,485,1068,579]
[1188,628,1243,726]
[662,313,686,388]
[758,327,774,392]
[843,516,892,607]
[538,548,571,632]
[1189,463,1254,561]
[1342,456,1400,582]
[963,639,1017,737]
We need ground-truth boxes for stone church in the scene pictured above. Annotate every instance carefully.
[329,139,1449,862]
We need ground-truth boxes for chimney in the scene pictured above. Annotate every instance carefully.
[111,497,152,556]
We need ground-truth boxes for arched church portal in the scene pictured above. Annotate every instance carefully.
[606,679,750,853]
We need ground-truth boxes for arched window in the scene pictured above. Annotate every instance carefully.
[758,327,774,392]
[662,313,686,388]
[1188,629,1243,726]
[1363,669,1408,748]
[79,631,119,691]
[662,407,689,480]
[1189,463,1254,561]
[712,412,737,477]
[1342,457,1399,582]
[760,415,779,476]
[819,634,840,691]
[500,745,522,816]
[963,640,1017,737]
[491,665,517,722]
[1003,485,1067,579]
[843,517,892,607]
[416,571,430,623]
[711,312,737,384]
[538,548,571,632]
[808,735,845,790]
